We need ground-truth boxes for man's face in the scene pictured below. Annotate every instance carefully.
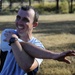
[15,8,35,36]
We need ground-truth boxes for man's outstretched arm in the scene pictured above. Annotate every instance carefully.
[20,42,75,64]
[4,33,75,71]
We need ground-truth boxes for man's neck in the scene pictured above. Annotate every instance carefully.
[20,34,33,42]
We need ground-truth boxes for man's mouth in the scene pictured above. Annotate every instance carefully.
[17,25,24,30]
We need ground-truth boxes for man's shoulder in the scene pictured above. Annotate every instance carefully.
[29,37,42,44]
[30,37,45,49]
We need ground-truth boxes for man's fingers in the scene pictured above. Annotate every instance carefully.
[70,53,75,56]
[64,58,71,64]
[64,50,75,56]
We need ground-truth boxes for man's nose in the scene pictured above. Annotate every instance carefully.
[18,19,23,24]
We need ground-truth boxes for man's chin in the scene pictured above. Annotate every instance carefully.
[18,33,25,37]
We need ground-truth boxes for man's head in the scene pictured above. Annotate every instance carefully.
[15,6,39,37]
[20,6,39,23]
[22,6,39,23]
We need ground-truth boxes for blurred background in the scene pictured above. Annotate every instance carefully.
[0,0,75,15]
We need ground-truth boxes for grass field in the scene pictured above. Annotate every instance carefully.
[0,14,75,75]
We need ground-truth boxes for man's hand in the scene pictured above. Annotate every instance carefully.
[55,50,75,64]
[4,30,18,42]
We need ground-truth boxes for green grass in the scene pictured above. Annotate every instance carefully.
[0,14,75,75]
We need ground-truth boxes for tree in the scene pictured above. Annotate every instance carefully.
[70,0,73,13]
[9,0,13,10]
[56,0,59,13]
[20,0,24,6]
[29,0,31,6]
[37,0,41,3]
[0,0,2,12]
[60,0,69,13]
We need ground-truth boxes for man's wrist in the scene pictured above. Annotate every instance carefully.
[9,37,18,46]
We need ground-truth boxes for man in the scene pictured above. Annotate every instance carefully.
[0,6,75,75]
[0,6,45,75]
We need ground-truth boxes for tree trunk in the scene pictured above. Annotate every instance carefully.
[0,0,2,12]
[70,0,73,13]
[56,0,59,13]
[9,0,12,10]
[20,0,24,6]
[29,0,31,6]
[38,0,41,3]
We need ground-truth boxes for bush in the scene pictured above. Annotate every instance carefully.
[72,2,75,13]
[60,0,69,14]
[1,1,75,15]
[0,6,21,15]
[33,3,56,14]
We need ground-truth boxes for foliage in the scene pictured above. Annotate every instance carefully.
[60,0,69,14]
[73,2,75,13]
[3,0,28,2]
[33,3,56,14]
[1,1,75,15]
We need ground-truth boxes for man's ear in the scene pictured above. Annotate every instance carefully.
[33,22,38,28]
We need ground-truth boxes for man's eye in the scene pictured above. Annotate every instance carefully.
[23,18,29,22]
[16,16,21,20]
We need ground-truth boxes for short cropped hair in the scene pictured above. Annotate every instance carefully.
[21,6,39,23]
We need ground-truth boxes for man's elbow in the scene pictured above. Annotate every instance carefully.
[19,64,31,72]
[20,62,38,72]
